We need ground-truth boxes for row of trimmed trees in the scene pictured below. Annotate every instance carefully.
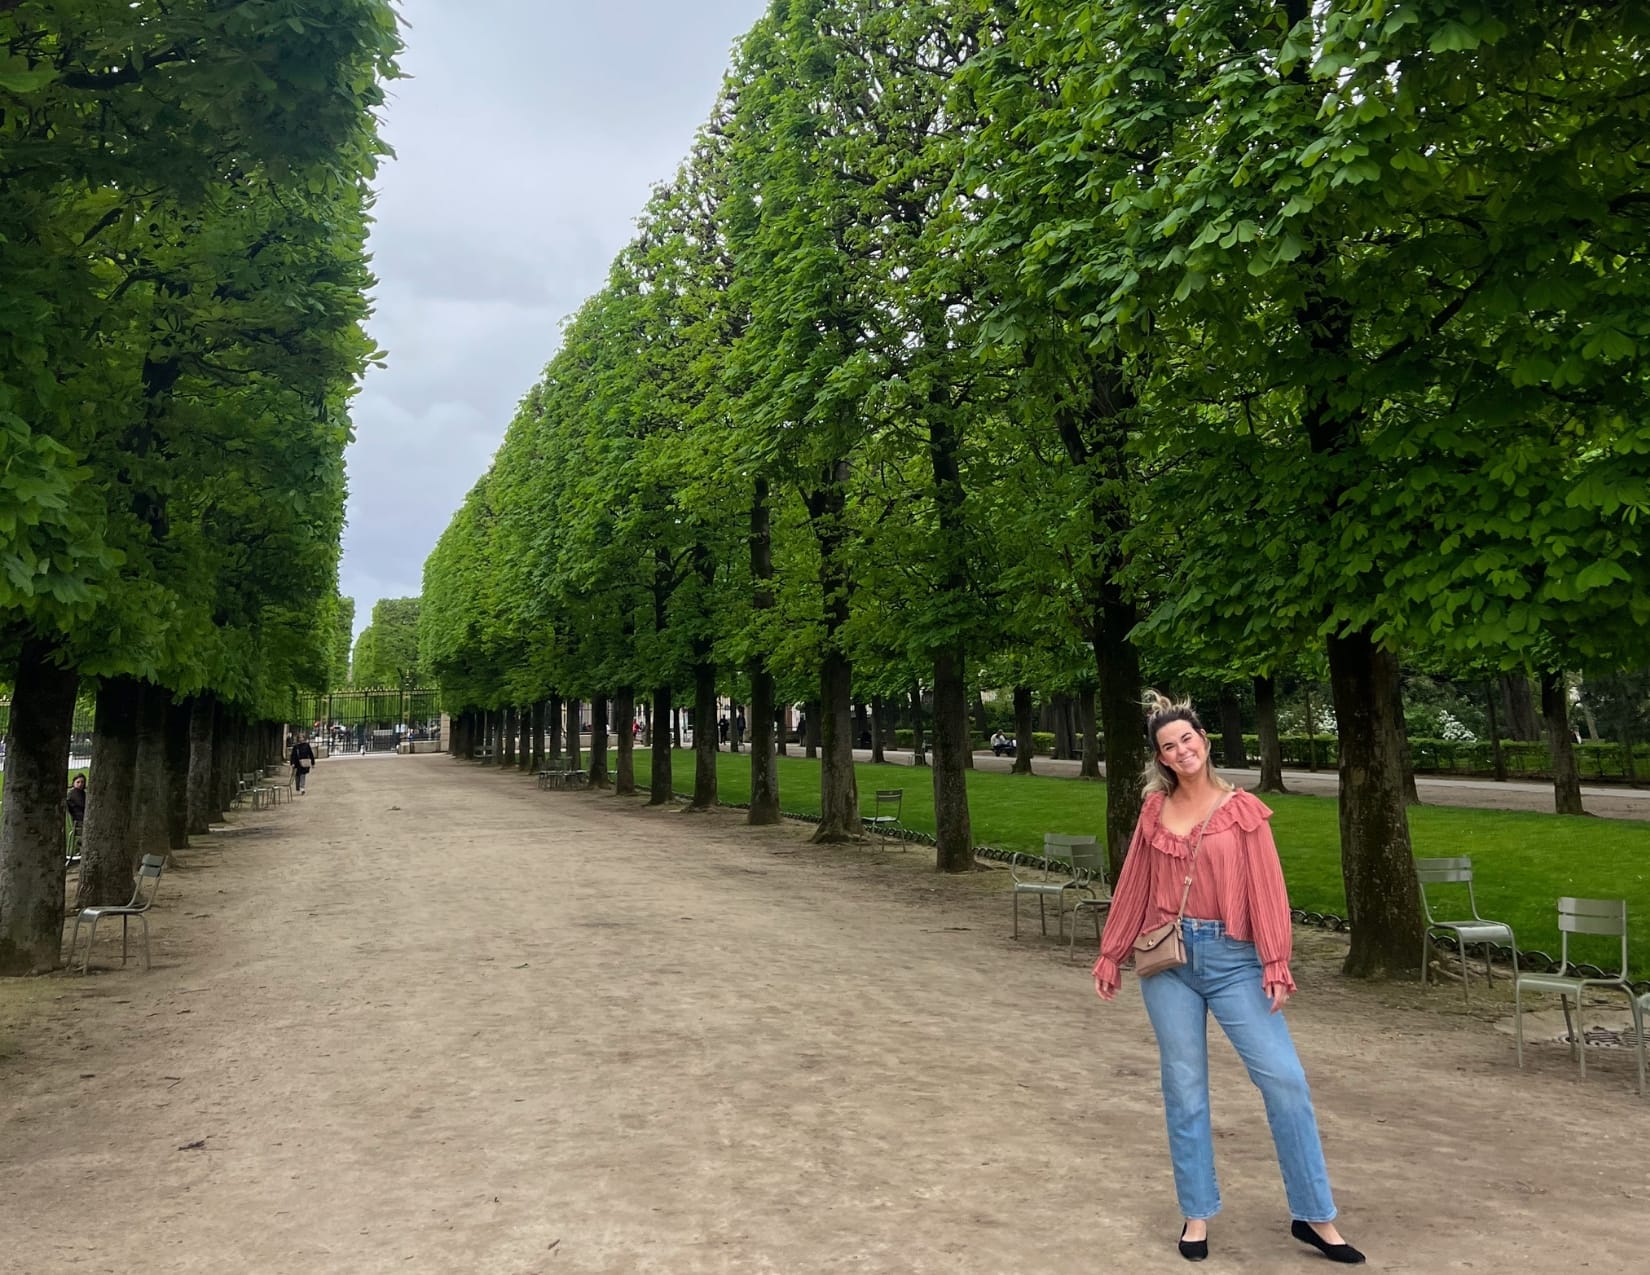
[420,2,1650,978]
[0,2,401,974]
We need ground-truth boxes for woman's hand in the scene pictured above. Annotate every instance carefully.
[1266,982,1291,1014]
[1095,977,1119,1002]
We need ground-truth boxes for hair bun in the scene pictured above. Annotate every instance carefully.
[1142,689,1175,720]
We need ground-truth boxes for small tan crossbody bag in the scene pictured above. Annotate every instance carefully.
[1131,798,1224,978]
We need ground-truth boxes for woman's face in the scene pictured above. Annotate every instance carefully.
[1155,719,1208,783]
[72,776,86,790]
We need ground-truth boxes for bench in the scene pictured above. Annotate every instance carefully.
[537,768,586,790]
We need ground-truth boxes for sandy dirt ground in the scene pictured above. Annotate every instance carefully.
[2,754,1647,1275]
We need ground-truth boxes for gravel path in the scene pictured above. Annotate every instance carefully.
[2,754,1645,1273]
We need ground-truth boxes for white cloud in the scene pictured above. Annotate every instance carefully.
[340,0,770,632]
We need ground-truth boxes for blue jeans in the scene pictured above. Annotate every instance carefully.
[1138,918,1337,1223]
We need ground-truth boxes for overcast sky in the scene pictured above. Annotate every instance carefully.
[339,0,771,635]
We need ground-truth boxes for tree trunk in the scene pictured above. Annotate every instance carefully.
[925,400,975,850]
[503,706,519,767]
[1541,669,1584,815]
[648,688,674,805]
[909,683,926,766]
[1328,632,1424,977]
[1501,673,1541,740]
[0,640,79,974]
[210,701,235,815]
[687,659,717,811]
[614,688,637,796]
[78,676,146,907]
[1484,682,1508,782]
[869,694,887,766]
[810,651,861,842]
[748,483,780,824]
[1011,685,1034,775]
[803,699,819,760]
[853,700,869,753]
[931,648,975,873]
[1077,686,1101,779]
[549,695,563,763]
[1219,686,1247,768]
[1303,688,1320,772]
[132,686,170,862]
[971,691,990,760]
[1391,674,1420,805]
[1094,589,1147,883]
[1253,674,1288,793]
[164,696,193,850]
[588,696,610,787]
[186,693,217,832]
[748,678,780,825]
[531,701,546,770]
[519,705,533,772]
[565,698,582,771]
[1051,692,1074,760]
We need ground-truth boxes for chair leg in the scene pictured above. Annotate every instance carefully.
[81,915,101,974]
[1634,999,1646,1096]
[120,914,130,967]
[139,913,151,971]
[1420,930,1429,990]
[1037,894,1047,937]
[1459,940,1471,1005]
[1561,995,1582,1076]
[68,913,85,972]
[1514,981,1524,1069]
[1012,893,1020,940]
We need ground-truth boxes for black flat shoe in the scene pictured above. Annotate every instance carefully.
[1291,1220,1365,1265]
[1178,1224,1208,1262]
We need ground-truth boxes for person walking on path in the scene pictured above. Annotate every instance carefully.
[1093,693,1365,1266]
[289,734,316,795]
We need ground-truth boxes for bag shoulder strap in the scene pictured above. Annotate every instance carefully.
[1173,792,1230,921]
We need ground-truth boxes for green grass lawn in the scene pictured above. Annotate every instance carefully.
[667,748,1650,975]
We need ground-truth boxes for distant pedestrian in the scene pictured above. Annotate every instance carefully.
[289,734,316,795]
[64,774,88,836]
[734,711,746,747]
[718,716,730,748]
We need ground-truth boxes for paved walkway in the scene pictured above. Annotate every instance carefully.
[4,756,1644,1272]
[830,749,1650,821]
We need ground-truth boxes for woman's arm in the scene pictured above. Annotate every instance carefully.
[1243,809,1296,1001]
[1092,820,1153,999]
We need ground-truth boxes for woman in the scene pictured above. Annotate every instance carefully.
[289,734,316,795]
[1093,694,1364,1265]
[64,773,88,835]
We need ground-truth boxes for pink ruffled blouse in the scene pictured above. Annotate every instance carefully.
[1092,789,1296,995]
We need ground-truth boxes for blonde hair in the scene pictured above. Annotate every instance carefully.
[1139,690,1233,798]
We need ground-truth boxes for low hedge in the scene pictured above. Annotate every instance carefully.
[851,728,1648,782]
[1235,734,1650,781]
